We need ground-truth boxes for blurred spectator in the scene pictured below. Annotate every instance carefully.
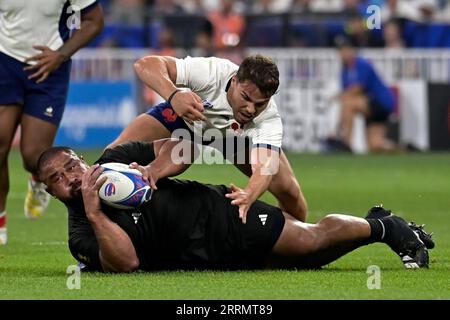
[290,0,312,12]
[152,0,185,14]
[345,14,384,47]
[208,0,245,50]
[178,0,208,14]
[107,0,145,25]
[327,37,399,153]
[154,27,176,55]
[343,0,363,15]
[383,19,405,48]
[435,0,450,22]
[251,0,291,13]
[194,19,215,57]
[143,28,177,106]
[178,0,221,13]
[381,0,438,23]
[307,0,345,12]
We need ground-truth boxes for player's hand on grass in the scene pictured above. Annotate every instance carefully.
[225,183,254,224]
[24,45,66,83]
[81,164,107,217]
[170,90,207,124]
[129,162,158,190]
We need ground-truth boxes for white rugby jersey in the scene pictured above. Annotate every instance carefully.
[175,56,283,148]
[0,0,96,62]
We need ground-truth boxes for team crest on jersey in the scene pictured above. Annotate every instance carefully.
[44,106,54,117]
[231,122,244,135]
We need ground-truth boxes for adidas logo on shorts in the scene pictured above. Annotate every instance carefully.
[258,214,268,225]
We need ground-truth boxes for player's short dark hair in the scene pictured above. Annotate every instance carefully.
[37,146,77,179]
[236,54,280,98]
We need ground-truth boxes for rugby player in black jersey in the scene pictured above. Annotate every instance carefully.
[37,139,433,273]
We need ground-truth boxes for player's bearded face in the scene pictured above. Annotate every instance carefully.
[229,78,271,125]
[41,152,89,202]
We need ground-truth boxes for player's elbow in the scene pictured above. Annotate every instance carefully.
[134,56,158,76]
[107,258,140,273]
[100,251,140,273]
[119,258,140,273]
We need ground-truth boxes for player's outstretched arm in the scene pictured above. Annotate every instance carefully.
[128,139,198,189]
[226,147,279,223]
[81,164,139,273]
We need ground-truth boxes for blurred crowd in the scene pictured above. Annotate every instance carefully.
[89,0,450,56]
[103,0,450,22]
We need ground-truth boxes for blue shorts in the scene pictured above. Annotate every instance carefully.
[146,102,190,133]
[0,51,71,125]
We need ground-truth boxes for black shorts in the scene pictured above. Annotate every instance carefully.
[366,99,391,124]
[226,198,285,269]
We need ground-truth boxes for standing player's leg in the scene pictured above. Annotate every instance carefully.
[0,105,22,244]
[21,58,71,219]
[21,115,58,219]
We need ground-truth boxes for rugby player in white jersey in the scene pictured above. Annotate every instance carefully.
[0,0,104,245]
[108,55,308,224]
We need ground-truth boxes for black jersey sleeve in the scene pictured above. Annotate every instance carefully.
[95,141,156,165]
[68,207,103,272]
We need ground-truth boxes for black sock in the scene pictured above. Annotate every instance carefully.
[364,218,386,244]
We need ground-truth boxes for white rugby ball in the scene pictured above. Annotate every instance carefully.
[98,162,152,209]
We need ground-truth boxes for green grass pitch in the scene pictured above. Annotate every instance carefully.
[0,149,449,299]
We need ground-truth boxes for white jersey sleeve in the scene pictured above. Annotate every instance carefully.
[175,56,238,94]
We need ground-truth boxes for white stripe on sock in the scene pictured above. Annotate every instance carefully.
[0,211,6,217]
[378,219,386,240]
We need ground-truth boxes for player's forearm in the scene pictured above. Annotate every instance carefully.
[134,56,178,101]
[87,211,139,273]
[244,171,273,204]
[152,140,196,179]
[57,5,104,60]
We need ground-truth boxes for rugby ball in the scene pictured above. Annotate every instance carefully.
[98,162,152,209]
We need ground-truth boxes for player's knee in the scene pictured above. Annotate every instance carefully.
[21,148,40,174]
